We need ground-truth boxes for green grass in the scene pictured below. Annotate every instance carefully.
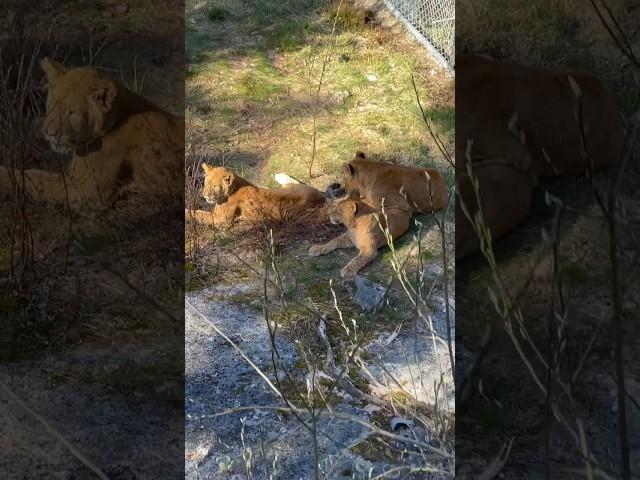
[185,0,454,340]
[207,6,230,22]
[265,20,313,52]
[420,249,435,261]
[426,105,454,139]
[186,0,453,186]
[186,29,215,65]
[239,54,286,101]
[252,0,324,23]
[329,1,367,31]
[457,0,578,61]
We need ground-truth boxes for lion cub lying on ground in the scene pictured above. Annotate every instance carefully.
[310,152,449,278]
[187,164,326,228]
[309,191,410,279]
[0,57,184,209]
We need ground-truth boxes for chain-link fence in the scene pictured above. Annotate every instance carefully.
[382,0,454,70]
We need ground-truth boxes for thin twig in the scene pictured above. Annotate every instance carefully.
[0,378,110,480]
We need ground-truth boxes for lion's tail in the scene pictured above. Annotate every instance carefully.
[274,172,306,186]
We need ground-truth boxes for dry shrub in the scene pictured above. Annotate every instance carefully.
[222,204,343,252]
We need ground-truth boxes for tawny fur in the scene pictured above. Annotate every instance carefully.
[340,152,449,214]
[309,151,447,278]
[0,57,184,209]
[186,164,326,229]
[456,55,624,259]
[308,193,410,279]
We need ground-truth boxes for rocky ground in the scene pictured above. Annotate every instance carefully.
[185,272,454,479]
[456,175,640,478]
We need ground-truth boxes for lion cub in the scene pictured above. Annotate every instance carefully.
[308,192,410,279]
[186,164,326,228]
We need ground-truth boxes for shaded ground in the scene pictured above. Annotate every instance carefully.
[456,0,640,477]
[185,0,455,476]
[0,1,184,477]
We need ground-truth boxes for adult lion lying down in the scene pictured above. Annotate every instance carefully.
[456,55,624,259]
[186,164,326,229]
[309,152,449,278]
[338,152,449,214]
[0,58,184,209]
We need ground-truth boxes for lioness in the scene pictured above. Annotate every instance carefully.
[308,192,410,279]
[340,152,449,214]
[0,58,184,209]
[456,55,624,259]
[186,164,326,228]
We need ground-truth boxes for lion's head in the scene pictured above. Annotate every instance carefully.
[340,151,367,193]
[327,190,369,226]
[200,164,241,204]
[40,57,119,154]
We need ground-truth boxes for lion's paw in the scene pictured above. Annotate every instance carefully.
[340,266,358,280]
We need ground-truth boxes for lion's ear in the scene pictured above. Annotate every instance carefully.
[88,81,117,112]
[355,151,366,159]
[40,57,66,80]
[223,174,234,186]
[201,163,212,173]
[343,162,356,178]
[349,201,359,216]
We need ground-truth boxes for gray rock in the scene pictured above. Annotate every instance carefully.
[354,276,385,311]
[390,417,414,431]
